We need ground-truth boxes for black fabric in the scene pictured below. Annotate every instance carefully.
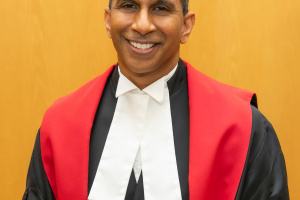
[133,171,145,200]
[250,94,258,108]
[235,106,289,200]
[88,70,118,194]
[23,130,55,200]
[168,59,190,200]
[125,170,139,200]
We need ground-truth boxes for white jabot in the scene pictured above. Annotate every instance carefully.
[88,65,182,200]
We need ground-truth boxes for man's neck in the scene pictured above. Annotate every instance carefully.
[118,60,179,90]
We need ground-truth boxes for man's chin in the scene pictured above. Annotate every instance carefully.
[125,65,159,76]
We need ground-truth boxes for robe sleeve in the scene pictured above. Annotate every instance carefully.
[235,106,289,200]
[23,130,56,200]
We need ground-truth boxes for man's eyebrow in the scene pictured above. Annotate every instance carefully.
[152,0,176,9]
[115,0,176,7]
[115,0,135,4]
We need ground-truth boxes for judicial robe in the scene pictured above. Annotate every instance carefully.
[23,59,289,200]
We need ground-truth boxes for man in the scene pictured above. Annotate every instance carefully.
[23,0,289,199]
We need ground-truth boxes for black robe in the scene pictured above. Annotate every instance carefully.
[23,60,289,200]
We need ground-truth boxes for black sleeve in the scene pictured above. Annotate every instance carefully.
[23,130,56,200]
[235,106,289,200]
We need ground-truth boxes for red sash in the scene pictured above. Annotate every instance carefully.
[41,62,253,200]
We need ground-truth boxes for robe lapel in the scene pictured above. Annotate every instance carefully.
[186,62,253,200]
[40,66,114,200]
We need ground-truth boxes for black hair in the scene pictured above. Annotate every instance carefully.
[108,0,189,15]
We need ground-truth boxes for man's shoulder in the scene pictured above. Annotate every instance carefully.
[38,66,116,200]
[184,61,256,106]
[47,66,115,113]
[40,66,115,134]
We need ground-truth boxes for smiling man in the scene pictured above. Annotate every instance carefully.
[23,0,289,200]
[106,0,194,89]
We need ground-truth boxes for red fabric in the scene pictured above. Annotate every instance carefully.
[40,62,253,200]
[40,67,113,200]
[186,61,253,200]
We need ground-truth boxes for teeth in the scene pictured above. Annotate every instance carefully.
[130,41,155,50]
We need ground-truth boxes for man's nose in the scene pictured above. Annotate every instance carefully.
[131,10,156,35]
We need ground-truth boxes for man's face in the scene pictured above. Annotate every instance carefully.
[105,0,194,83]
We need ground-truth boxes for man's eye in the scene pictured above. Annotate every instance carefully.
[121,3,137,9]
[153,6,169,12]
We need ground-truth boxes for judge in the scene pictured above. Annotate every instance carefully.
[23,0,289,199]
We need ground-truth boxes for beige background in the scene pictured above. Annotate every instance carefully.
[1,0,299,199]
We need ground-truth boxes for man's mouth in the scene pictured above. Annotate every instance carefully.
[129,41,156,50]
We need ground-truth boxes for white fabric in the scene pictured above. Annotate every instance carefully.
[88,65,182,200]
[133,146,142,181]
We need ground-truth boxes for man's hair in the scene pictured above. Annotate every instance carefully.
[108,0,189,15]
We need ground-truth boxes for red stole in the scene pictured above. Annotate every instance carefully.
[40,62,253,200]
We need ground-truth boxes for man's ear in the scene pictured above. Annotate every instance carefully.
[104,7,112,38]
[181,12,195,44]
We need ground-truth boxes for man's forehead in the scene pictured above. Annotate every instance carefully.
[113,0,181,5]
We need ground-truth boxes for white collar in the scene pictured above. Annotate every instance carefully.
[116,65,178,104]
[89,63,182,200]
